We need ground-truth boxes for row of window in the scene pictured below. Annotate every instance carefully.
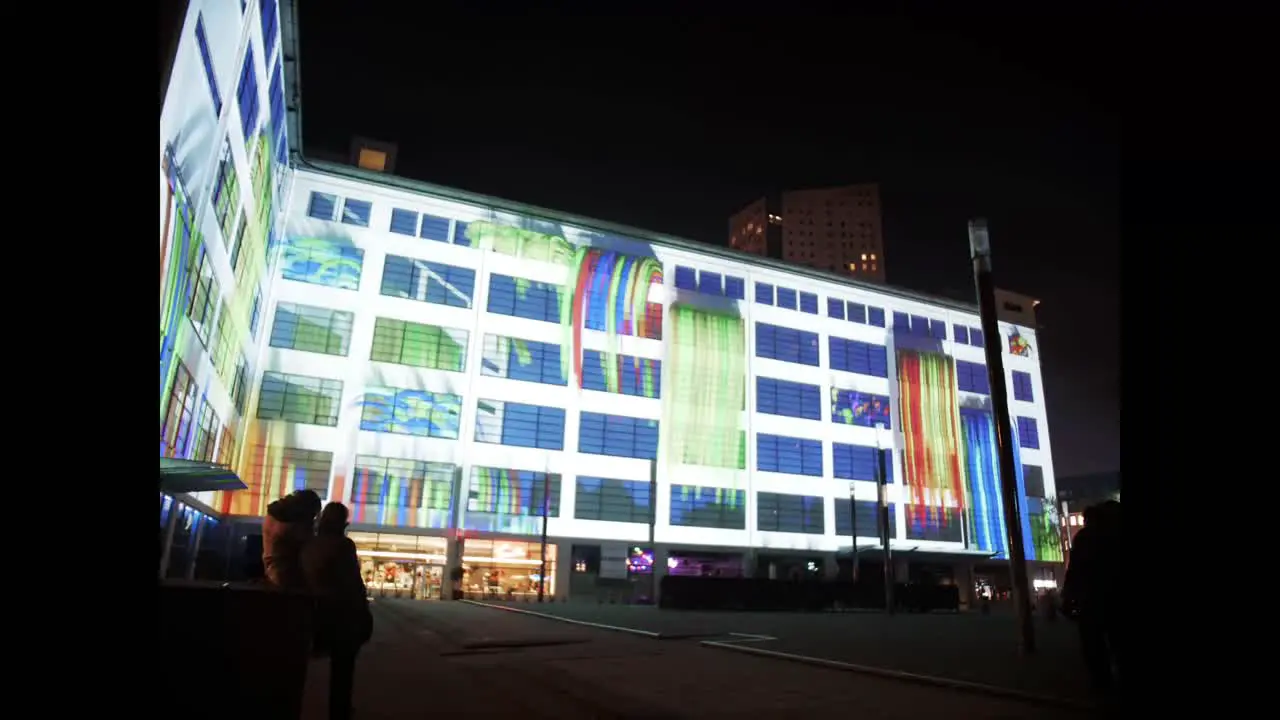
[161,363,240,471]
[257,370,1044,461]
[756,282,820,315]
[257,450,1045,536]
[827,297,888,328]
[672,266,747,300]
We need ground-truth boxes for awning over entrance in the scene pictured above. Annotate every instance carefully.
[159,458,247,494]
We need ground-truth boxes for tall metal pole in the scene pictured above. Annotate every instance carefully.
[848,483,859,582]
[648,459,658,603]
[875,425,894,615]
[538,473,551,603]
[968,219,1036,654]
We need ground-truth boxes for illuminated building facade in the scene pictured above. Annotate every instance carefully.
[159,0,1062,598]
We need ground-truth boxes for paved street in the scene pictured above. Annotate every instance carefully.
[301,599,1100,719]
[461,600,1094,705]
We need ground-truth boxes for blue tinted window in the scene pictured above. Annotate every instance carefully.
[389,209,418,236]
[194,14,222,116]
[831,389,891,429]
[574,477,652,523]
[756,377,821,420]
[832,443,894,483]
[827,298,845,319]
[420,214,451,242]
[452,220,472,247]
[480,335,565,386]
[260,0,278,58]
[674,266,697,291]
[1016,416,1040,449]
[847,302,866,324]
[307,192,336,221]
[282,239,363,290]
[724,276,745,300]
[909,314,930,337]
[956,360,990,395]
[835,499,897,539]
[341,199,371,227]
[487,274,561,323]
[582,351,662,398]
[578,412,659,460]
[929,319,947,339]
[381,255,474,308]
[249,287,262,338]
[757,433,823,476]
[474,399,565,450]
[799,292,818,314]
[893,312,909,331]
[755,282,774,305]
[670,486,746,529]
[971,328,986,348]
[361,387,461,439]
[776,287,798,310]
[268,58,287,164]
[953,324,970,345]
[236,46,259,141]
[756,492,825,535]
[699,271,723,296]
[1012,370,1035,402]
[755,323,820,366]
[828,337,889,377]
[868,307,886,327]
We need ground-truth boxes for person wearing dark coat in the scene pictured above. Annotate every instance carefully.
[1062,500,1121,696]
[302,502,372,720]
[262,489,322,590]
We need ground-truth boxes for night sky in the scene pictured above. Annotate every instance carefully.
[296,7,1118,477]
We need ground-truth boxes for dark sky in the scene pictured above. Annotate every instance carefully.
[297,7,1119,477]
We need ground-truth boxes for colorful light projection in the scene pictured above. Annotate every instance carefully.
[464,467,558,535]
[1008,330,1032,357]
[350,457,454,529]
[897,349,966,536]
[360,388,462,439]
[831,388,891,428]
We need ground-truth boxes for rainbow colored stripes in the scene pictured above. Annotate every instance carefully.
[897,349,966,532]
[559,247,663,393]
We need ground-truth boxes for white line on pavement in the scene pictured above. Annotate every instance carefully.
[461,600,664,639]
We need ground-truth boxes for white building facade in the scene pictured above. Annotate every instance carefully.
[160,1,1061,598]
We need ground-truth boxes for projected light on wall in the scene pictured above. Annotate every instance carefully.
[897,349,965,538]
[351,456,454,529]
[831,388,891,428]
[464,467,560,535]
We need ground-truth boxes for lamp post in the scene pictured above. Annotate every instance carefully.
[848,482,859,582]
[537,469,551,603]
[968,218,1035,655]
[875,423,893,615]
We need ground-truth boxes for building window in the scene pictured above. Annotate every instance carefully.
[341,199,372,227]
[467,468,561,520]
[371,318,468,372]
[775,287,798,310]
[953,324,970,345]
[828,337,888,378]
[755,282,774,305]
[217,425,238,467]
[185,248,219,347]
[381,255,475,308]
[832,444,894,483]
[831,390,892,429]
[581,351,661,398]
[244,447,334,500]
[212,143,239,240]
[481,335,565,386]
[834,499,897,539]
[421,214,452,242]
[487,274,561,323]
[724,276,745,300]
[756,377,821,420]
[868,307,886,327]
[1016,417,1041,449]
[357,148,388,172]
[352,456,455,514]
[574,477,652,523]
[756,433,823,477]
[955,360,991,395]
[192,403,220,463]
[281,238,364,290]
[578,412,659,460]
[475,399,566,450]
[827,297,846,319]
[1012,370,1035,402]
[161,363,198,458]
[269,303,355,356]
[307,192,337,221]
[230,354,249,416]
[236,45,260,141]
[361,387,462,439]
[389,208,419,236]
[756,492,825,535]
[670,486,746,529]
[755,323,820,366]
[257,371,343,427]
[798,292,819,315]
[259,0,278,58]
[194,14,222,116]
[249,286,263,338]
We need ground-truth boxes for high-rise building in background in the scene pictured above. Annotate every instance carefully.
[730,184,886,283]
[159,0,1062,600]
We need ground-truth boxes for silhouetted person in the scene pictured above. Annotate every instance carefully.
[303,502,372,720]
[1062,500,1121,696]
[262,490,322,591]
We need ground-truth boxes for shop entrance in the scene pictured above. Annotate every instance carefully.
[349,531,448,600]
[459,539,557,600]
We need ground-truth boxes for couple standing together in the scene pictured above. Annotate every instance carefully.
[263,490,372,720]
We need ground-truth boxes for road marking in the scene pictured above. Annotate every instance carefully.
[697,641,1096,714]
[461,600,664,639]
[723,632,778,643]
